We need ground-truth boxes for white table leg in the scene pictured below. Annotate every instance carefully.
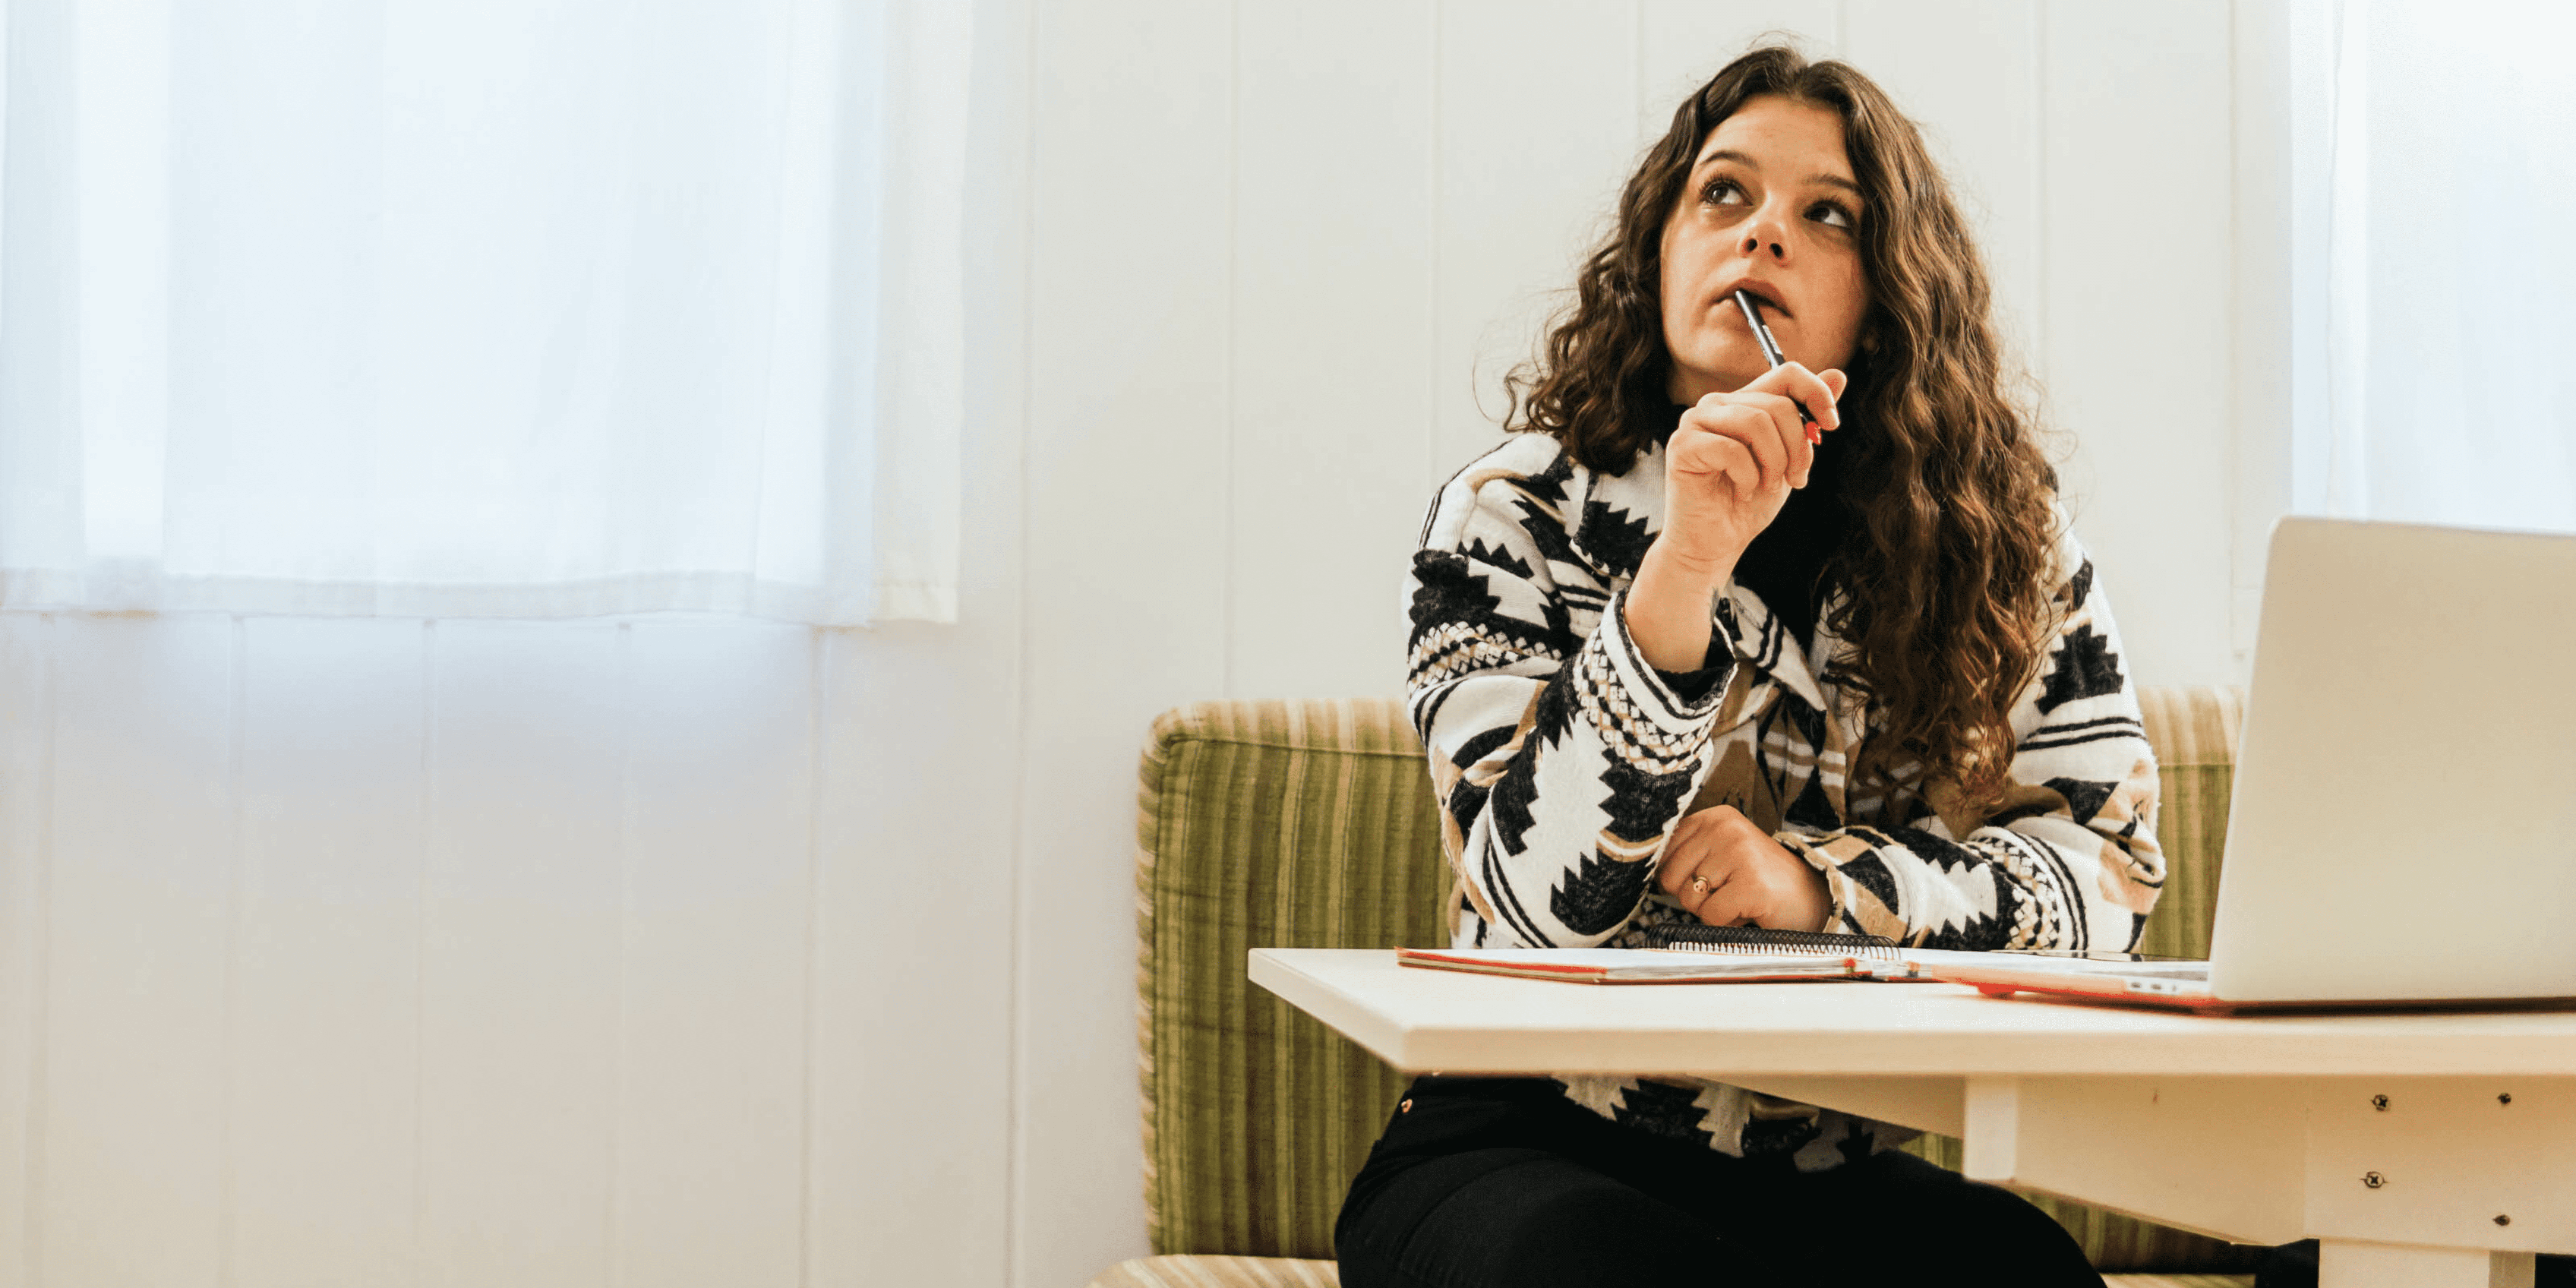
[1959,1075,2305,1244]
[2319,1240,2534,1288]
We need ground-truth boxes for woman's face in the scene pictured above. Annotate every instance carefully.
[1658,95,1872,404]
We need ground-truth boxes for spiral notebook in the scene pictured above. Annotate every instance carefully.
[1393,925,1931,984]
[1392,925,2171,985]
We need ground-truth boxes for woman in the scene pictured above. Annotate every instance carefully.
[1336,47,2160,1287]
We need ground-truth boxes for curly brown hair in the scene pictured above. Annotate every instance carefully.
[1504,44,2061,809]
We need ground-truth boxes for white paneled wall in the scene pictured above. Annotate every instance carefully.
[0,3,2272,1287]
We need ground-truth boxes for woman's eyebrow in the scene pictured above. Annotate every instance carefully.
[1696,146,1863,199]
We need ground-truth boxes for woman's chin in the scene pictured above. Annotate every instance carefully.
[1669,354,1770,402]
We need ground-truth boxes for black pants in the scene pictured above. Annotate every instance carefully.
[1335,1075,2104,1288]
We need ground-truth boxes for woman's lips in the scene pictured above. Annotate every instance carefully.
[1726,285,1788,317]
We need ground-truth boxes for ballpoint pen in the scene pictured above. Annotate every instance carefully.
[1731,287,1824,446]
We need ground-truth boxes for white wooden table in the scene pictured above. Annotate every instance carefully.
[1251,948,2576,1288]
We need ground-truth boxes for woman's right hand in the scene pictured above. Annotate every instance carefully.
[1658,362,1846,581]
[1623,363,1844,673]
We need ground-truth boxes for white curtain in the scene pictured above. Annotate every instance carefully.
[0,0,967,624]
[2296,0,2576,532]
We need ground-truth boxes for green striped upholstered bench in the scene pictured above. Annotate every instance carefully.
[1092,688,2258,1288]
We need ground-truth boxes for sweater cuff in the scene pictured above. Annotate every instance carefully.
[1651,632,1733,705]
[1597,587,1732,727]
[1774,831,1857,940]
[1561,587,1733,784]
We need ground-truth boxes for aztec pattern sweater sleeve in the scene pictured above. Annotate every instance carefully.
[1778,526,2164,953]
[1405,436,1733,948]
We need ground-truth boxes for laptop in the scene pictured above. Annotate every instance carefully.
[1925,517,2576,1013]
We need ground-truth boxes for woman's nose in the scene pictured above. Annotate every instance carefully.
[1739,208,1791,260]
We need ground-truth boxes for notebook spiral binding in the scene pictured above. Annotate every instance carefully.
[1642,923,1904,963]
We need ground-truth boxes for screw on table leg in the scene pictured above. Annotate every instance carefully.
[2361,1171,2386,1190]
[2370,1093,2390,1111]
[2496,1214,2513,1226]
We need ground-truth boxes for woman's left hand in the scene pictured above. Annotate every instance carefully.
[1656,806,1833,932]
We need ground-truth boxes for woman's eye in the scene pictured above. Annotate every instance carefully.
[1810,202,1855,229]
[1702,178,1747,206]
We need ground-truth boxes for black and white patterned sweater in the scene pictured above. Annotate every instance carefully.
[1406,431,2163,1171]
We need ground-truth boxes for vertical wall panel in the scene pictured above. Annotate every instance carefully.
[1433,0,1637,476]
[802,0,1031,1279]
[0,616,51,1288]
[2041,0,2235,687]
[1229,0,1435,701]
[614,622,813,1288]
[40,617,233,1287]
[1842,0,2042,369]
[809,623,1016,1287]
[417,622,621,1288]
[1018,0,1232,1281]
[2232,0,2295,676]
[230,618,426,1287]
